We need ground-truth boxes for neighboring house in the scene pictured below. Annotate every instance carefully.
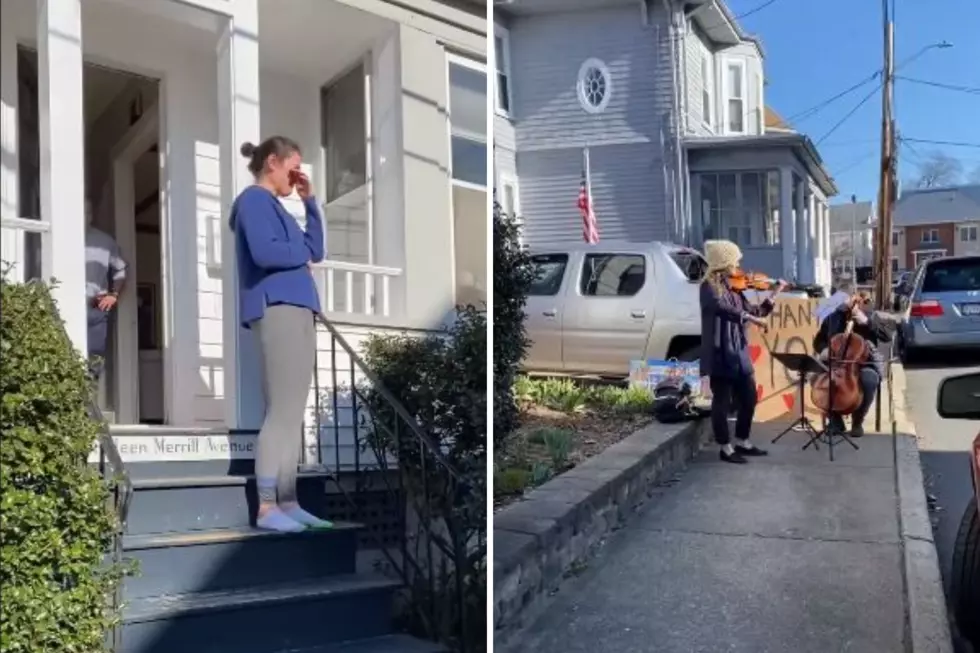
[887,184,980,271]
[494,0,838,286]
[828,200,875,279]
[0,0,487,443]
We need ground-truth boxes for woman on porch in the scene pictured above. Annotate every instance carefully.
[230,136,333,533]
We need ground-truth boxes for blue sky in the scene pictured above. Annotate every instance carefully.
[729,0,980,205]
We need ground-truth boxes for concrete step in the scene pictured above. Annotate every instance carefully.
[126,474,335,534]
[122,524,360,599]
[122,574,398,653]
[285,634,447,652]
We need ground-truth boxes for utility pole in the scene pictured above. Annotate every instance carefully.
[874,1,896,310]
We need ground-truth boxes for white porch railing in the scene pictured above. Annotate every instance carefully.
[0,216,49,283]
[309,260,402,318]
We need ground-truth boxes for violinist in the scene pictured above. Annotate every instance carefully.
[812,282,893,437]
[699,240,788,464]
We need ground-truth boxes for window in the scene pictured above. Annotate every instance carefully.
[921,228,939,244]
[577,58,612,114]
[891,257,900,274]
[698,170,780,246]
[700,45,713,127]
[494,25,512,115]
[669,249,708,282]
[499,173,520,219]
[921,257,980,293]
[891,230,899,246]
[959,225,978,242]
[724,59,746,134]
[448,55,488,307]
[580,254,646,297]
[529,254,568,296]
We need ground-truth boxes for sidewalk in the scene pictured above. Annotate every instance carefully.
[507,424,950,653]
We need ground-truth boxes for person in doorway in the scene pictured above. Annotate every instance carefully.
[812,283,897,437]
[230,135,333,533]
[699,240,787,464]
[85,199,127,382]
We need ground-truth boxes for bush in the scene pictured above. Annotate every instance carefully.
[361,306,486,653]
[493,200,534,450]
[0,277,125,652]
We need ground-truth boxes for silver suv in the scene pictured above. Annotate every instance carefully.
[901,255,980,360]
[522,242,706,378]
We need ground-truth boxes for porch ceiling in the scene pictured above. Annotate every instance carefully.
[686,133,839,197]
[258,0,393,83]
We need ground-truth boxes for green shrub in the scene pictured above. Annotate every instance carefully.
[1,277,125,653]
[493,200,534,451]
[361,306,486,653]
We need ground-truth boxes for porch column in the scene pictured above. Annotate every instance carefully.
[779,167,795,280]
[218,2,262,429]
[795,177,808,284]
[803,188,816,284]
[37,0,87,354]
[822,202,831,285]
[1,28,21,274]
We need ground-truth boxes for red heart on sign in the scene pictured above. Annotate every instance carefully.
[782,393,796,410]
[748,344,763,364]
[756,384,764,401]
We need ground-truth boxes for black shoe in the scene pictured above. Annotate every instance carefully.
[850,424,865,438]
[735,443,769,456]
[720,449,748,464]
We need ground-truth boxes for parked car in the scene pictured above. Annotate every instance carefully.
[522,242,708,378]
[936,371,980,647]
[900,255,980,361]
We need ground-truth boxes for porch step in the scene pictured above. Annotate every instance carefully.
[122,524,360,599]
[122,574,398,653]
[127,473,333,534]
[289,634,447,652]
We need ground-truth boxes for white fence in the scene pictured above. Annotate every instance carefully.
[310,260,402,318]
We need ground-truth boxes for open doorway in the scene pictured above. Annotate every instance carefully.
[17,47,164,424]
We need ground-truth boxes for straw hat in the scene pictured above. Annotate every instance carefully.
[703,239,742,272]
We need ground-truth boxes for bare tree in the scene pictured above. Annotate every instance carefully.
[969,164,980,185]
[908,151,963,189]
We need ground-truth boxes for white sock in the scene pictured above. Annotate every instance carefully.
[722,444,735,455]
[282,505,334,529]
[736,439,754,450]
[256,507,305,533]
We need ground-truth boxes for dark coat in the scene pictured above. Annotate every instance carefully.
[812,305,891,376]
[699,281,773,379]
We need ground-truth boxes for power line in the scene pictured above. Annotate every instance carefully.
[896,75,980,95]
[734,0,781,20]
[816,82,883,145]
[832,150,878,176]
[786,71,882,123]
[901,137,980,149]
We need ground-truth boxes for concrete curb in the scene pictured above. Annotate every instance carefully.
[894,434,954,653]
[890,361,917,437]
[493,418,709,649]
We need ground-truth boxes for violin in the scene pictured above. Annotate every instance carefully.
[810,316,874,416]
[728,269,786,292]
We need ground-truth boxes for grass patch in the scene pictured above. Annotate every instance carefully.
[495,377,655,509]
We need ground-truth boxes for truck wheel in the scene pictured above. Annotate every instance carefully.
[951,497,980,645]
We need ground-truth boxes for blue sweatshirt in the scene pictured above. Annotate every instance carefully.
[229,185,325,327]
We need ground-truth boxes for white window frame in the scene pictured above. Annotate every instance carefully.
[493,24,513,117]
[576,57,612,114]
[722,57,747,135]
[921,227,939,244]
[699,41,713,129]
[959,225,978,242]
[498,171,521,218]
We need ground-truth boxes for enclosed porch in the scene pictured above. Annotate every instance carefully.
[0,0,488,432]
[686,133,838,287]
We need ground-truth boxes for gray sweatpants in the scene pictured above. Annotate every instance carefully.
[252,304,316,504]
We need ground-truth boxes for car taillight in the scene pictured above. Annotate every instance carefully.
[910,300,944,317]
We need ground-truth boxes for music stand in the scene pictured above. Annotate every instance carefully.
[770,352,825,450]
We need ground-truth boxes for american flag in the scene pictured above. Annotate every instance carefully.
[577,171,600,244]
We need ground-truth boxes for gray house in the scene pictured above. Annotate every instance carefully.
[828,200,876,282]
[494,0,839,286]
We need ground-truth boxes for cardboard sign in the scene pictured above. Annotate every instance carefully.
[628,359,703,396]
[747,297,825,422]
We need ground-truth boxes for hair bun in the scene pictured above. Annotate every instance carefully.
[240,141,257,158]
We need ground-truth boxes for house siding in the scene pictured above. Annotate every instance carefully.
[956,221,980,256]
[903,223,955,269]
[509,4,676,244]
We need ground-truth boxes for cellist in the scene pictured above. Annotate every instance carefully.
[812,281,894,437]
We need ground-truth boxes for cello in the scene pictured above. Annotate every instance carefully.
[810,298,874,416]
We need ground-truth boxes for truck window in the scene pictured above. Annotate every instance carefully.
[580,254,646,297]
[669,250,707,282]
[529,254,568,296]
